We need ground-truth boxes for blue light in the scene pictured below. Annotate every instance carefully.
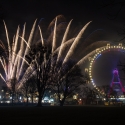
[95,54,101,60]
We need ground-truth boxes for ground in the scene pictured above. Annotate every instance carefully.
[0,105,124,124]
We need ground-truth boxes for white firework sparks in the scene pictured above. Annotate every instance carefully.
[0,15,106,90]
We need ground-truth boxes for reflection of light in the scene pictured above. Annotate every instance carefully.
[0,96,1,99]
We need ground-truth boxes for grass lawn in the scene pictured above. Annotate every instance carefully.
[0,105,124,124]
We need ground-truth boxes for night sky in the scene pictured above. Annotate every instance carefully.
[0,0,125,87]
[0,0,124,37]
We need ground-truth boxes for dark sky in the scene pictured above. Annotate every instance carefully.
[0,0,125,87]
[0,0,124,37]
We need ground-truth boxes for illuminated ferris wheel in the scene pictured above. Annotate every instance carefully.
[88,43,125,96]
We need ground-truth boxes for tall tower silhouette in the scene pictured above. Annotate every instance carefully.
[108,68,125,97]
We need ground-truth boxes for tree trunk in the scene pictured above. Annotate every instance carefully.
[60,98,65,106]
[12,93,14,106]
[26,96,28,106]
[36,91,42,107]
[31,94,33,105]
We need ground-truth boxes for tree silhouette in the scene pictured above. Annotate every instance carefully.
[49,60,89,106]
[21,76,37,106]
[7,77,17,105]
[25,42,52,107]
[99,0,125,41]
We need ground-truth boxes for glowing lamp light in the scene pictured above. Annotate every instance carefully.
[73,95,77,99]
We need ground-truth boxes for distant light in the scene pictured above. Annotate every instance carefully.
[44,96,49,100]
[7,101,10,103]
[118,98,125,99]
[49,98,54,102]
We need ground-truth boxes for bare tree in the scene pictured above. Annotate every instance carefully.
[49,61,89,106]
[99,0,125,19]
[1,85,8,102]
[7,77,17,105]
[28,77,37,105]
[25,42,52,107]
[21,79,31,106]
[99,0,125,41]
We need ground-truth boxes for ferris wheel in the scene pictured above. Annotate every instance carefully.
[88,43,125,96]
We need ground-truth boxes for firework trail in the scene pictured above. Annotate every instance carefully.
[0,21,36,88]
[0,15,107,90]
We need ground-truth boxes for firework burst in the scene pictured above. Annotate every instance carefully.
[0,15,108,91]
